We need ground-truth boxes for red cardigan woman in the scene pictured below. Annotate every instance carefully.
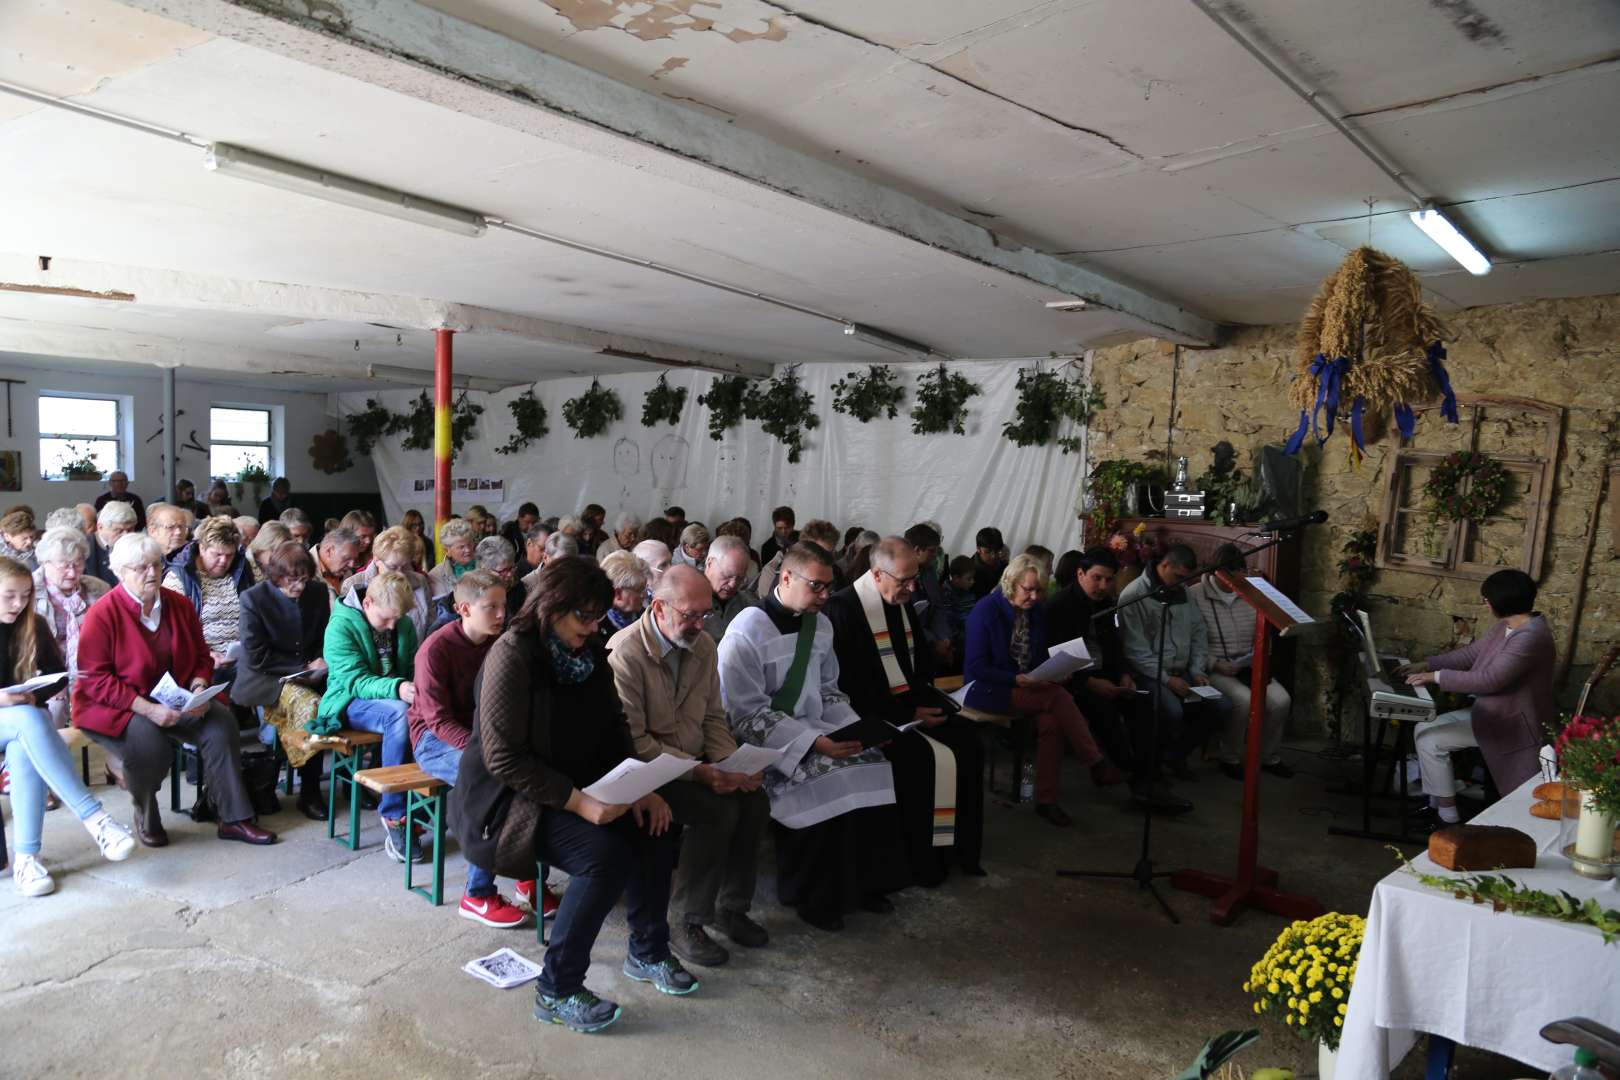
[73,533,276,849]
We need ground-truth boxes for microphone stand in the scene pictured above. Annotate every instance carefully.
[1055,530,1294,924]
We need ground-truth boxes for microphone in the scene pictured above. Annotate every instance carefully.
[1261,510,1329,531]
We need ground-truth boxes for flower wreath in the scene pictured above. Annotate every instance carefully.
[1424,450,1509,525]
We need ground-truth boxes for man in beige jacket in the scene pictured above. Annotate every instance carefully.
[607,564,770,968]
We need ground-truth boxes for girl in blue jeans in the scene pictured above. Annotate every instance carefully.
[0,557,136,895]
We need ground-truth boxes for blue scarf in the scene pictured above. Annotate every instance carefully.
[546,631,595,684]
[606,606,638,632]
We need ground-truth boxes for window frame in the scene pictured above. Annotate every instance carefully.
[208,404,276,480]
[1375,395,1561,581]
[37,391,126,482]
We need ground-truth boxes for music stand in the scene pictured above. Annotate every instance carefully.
[1166,569,1325,925]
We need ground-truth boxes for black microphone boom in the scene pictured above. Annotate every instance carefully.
[1261,510,1329,531]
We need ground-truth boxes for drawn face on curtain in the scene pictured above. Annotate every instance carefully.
[613,438,640,477]
[653,434,689,492]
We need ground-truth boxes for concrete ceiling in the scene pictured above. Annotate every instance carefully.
[1,0,1617,390]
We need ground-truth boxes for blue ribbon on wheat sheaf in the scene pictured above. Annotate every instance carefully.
[1392,341,1460,438]
[1283,354,1349,454]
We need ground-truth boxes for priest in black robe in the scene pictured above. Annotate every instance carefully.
[825,537,986,885]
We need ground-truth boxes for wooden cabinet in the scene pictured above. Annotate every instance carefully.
[1112,517,1302,599]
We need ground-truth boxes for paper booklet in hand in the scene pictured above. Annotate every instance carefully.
[1024,635,1094,683]
[150,672,228,714]
[711,743,786,775]
[279,665,328,685]
[581,753,695,804]
[2,671,70,699]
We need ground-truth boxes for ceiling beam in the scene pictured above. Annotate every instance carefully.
[0,254,773,378]
[111,0,1220,346]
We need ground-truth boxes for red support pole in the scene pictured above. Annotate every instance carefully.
[433,328,453,564]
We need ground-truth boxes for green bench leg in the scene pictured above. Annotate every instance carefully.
[535,860,550,946]
[327,743,376,850]
[405,788,446,905]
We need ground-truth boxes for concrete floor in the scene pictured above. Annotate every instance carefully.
[1,740,1543,1080]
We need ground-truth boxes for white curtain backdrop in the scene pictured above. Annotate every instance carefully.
[339,358,1092,559]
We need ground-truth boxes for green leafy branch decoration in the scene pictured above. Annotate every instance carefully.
[640,374,688,427]
[346,399,396,456]
[745,365,819,463]
[495,388,549,456]
[561,378,622,439]
[400,391,483,458]
[698,374,750,441]
[1392,848,1620,944]
[1001,362,1105,453]
[830,365,906,423]
[911,363,981,435]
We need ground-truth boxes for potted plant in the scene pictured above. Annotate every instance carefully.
[61,442,103,482]
[235,462,272,506]
[1554,714,1620,878]
[1244,911,1365,1080]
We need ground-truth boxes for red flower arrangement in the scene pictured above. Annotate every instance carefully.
[1555,714,1620,817]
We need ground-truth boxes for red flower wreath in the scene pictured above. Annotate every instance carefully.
[1424,450,1509,526]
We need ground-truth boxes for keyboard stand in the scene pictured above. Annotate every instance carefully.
[1327,661,1431,847]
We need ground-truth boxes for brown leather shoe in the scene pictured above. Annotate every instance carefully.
[217,820,277,845]
[133,803,169,848]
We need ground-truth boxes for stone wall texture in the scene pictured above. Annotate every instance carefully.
[1088,291,1620,734]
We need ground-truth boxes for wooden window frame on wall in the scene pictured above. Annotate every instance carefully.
[1375,395,1562,582]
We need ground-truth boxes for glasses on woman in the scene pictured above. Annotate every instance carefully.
[571,608,607,626]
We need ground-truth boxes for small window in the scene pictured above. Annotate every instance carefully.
[210,406,273,479]
[39,393,121,480]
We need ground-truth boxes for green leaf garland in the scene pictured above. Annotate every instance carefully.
[400,391,483,458]
[346,399,395,456]
[1001,363,1105,452]
[640,374,688,427]
[745,365,819,463]
[910,363,980,435]
[495,388,549,456]
[697,374,750,441]
[561,378,622,439]
[1393,848,1620,944]
[830,364,905,423]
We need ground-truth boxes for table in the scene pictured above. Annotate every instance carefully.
[1337,776,1620,1078]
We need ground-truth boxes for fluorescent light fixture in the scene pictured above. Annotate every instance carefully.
[367,363,516,392]
[204,143,487,238]
[1044,299,1089,312]
[1408,207,1491,275]
[843,322,934,359]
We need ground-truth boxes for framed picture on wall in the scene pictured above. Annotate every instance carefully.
[0,450,20,492]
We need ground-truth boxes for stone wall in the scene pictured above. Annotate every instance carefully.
[1087,291,1620,733]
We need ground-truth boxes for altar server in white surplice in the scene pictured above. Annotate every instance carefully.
[717,542,909,932]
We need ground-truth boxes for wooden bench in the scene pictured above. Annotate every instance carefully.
[58,725,92,785]
[356,764,447,905]
[933,675,1031,799]
[314,729,386,850]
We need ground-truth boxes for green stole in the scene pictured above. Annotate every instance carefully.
[769,612,817,713]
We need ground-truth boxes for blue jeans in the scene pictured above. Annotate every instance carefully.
[413,729,495,898]
[534,809,678,999]
[343,698,410,820]
[1146,677,1233,763]
[0,704,102,855]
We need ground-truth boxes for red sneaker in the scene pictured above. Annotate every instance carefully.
[514,879,560,917]
[458,892,530,929]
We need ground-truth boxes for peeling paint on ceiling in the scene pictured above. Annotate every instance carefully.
[542,0,786,44]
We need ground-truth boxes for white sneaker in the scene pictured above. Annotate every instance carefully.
[13,854,55,897]
[86,812,137,862]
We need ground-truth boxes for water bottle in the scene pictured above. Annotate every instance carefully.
[1549,1048,1603,1079]
[1019,763,1035,803]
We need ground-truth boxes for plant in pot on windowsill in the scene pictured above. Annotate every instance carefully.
[235,462,272,507]
[1244,911,1364,1080]
[61,443,103,482]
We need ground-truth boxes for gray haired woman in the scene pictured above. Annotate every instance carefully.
[31,526,111,729]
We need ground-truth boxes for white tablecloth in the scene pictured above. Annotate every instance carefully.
[1337,775,1620,1078]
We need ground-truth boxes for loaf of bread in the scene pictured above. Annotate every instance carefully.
[1428,824,1538,871]
[1531,800,1562,820]
[1533,781,1565,802]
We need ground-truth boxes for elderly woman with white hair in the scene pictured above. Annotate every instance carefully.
[963,552,1123,829]
[84,500,138,586]
[631,539,672,599]
[595,512,643,561]
[30,527,112,729]
[341,525,436,644]
[672,523,710,571]
[427,518,480,599]
[233,516,260,546]
[598,549,651,638]
[428,535,530,635]
[522,531,578,590]
[72,533,276,847]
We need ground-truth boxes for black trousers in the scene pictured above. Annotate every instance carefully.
[883,719,985,884]
[774,803,909,919]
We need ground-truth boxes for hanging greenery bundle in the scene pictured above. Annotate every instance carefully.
[1424,450,1510,525]
[346,399,396,455]
[910,363,980,435]
[1286,246,1458,466]
[640,374,688,427]
[561,378,622,439]
[1001,362,1105,452]
[744,365,819,463]
[830,365,906,423]
[495,388,549,456]
[400,391,483,457]
[697,374,750,441]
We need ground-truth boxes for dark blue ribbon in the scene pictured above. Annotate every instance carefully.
[1426,341,1459,424]
[1393,402,1416,439]
[1310,354,1351,445]
[1284,409,1310,455]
